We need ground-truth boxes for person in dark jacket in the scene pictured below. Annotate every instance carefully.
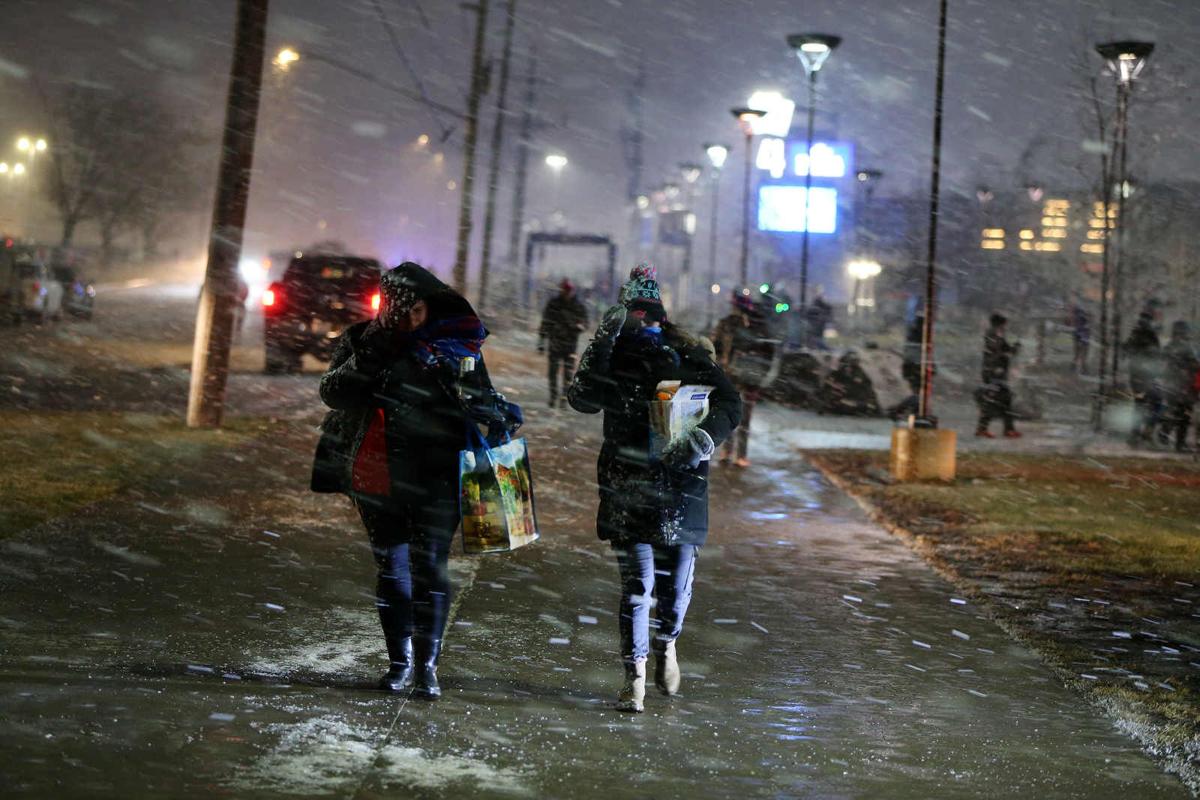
[537,278,589,408]
[711,293,776,466]
[1068,298,1091,375]
[1125,311,1163,447]
[312,262,521,699]
[975,313,1021,438]
[568,263,741,713]
[888,314,925,420]
[1161,321,1199,452]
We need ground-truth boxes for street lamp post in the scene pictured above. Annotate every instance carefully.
[730,107,766,287]
[1096,40,1153,403]
[787,32,841,311]
[678,161,703,309]
[703,143,729,327]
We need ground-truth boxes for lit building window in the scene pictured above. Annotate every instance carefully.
[1019,229,1035,240]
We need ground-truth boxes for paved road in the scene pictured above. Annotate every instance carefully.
[0,286,1188,798]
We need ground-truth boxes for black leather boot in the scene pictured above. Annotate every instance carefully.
[413,637,443,700]
[379,636,414,693]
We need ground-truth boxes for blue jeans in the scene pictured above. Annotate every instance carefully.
[614,543,698,666]
[355,501,457,667]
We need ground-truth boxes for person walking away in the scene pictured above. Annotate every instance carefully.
[1068,299,1091,375]
[803,287,833,350]
[1161,321,1199,453]
[537,278,589,408]
[888,314,925,421]
[1124,311,1163,448]
[712,293,776,466]
[568,263,741,713]
[975,313,1021,438]
[312,262,522,699]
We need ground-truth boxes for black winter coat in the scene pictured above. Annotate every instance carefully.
[1125,323,1163,396]
[311,269,516,526]
[568,324,742,547]
[538,295,589,353]
[1163,338,1199,401]
[981,330,1017,385]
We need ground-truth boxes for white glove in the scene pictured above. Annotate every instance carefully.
[663,427,715,470]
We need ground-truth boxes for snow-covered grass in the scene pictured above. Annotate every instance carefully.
[0,411,269,537]
[808,448,1200,792]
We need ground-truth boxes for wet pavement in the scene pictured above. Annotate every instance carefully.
[0,285,1189,798]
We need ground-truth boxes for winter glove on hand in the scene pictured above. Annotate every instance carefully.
[355,321,397,372]
[662,427,715,471]
[595,305,628,347]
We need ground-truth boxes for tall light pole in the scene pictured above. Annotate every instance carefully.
[787,32,840,310]
[677,161,703,309]
[918,1,947,422]
[1096,40,1153,398]
[703,143,729,326]
[730,107,765,287]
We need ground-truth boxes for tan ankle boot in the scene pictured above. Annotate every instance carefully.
[617,660,646,713]
[654,640,681,696]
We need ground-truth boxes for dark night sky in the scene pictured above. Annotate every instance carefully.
[1,0,1197,277]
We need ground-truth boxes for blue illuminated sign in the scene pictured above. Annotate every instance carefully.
[787,141,853,178]
[757,186,839,234]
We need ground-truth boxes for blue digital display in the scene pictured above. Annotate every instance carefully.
[787,141,854,179]
[757,186,839,234]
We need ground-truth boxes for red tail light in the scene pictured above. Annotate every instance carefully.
[370,292,381,312]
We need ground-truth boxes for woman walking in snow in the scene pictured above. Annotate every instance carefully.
[311,262,522,699]
[568,264,741,712]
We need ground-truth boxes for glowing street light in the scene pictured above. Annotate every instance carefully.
[0,163,8,174]
[703,142,730,325]
[730,107,766,285]
[13,163,25,176]
[705,143,729,170]
[679,162,703,184]
[544,153,568,171]
[846,258,882,281]
[1094,40,1154,421]
[787,32,841,310]
[35,138,46,152]
[789,34,841,73]
[1095,40,1154,85]
[16,137,30,152]
[274,47,300,70]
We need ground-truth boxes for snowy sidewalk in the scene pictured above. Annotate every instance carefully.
[0,363,1189,797]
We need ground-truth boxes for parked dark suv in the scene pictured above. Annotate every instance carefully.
[262,254,384,374]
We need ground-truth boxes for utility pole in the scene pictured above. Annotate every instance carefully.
[1110,84,1131,387]
[451,0,490,297]
[918,0,948,421]
[510,53,538,311]
[187,0,268,428]
[477,0,516,310]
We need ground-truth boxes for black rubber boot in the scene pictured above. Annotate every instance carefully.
[413,637,443,700]
[378,637,414,693]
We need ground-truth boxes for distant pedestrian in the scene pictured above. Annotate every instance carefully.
[1125,311,1163,448]
[803,287,833,349]
[312,262,523,699]
[712,293,776,466]
[1068,299,1091,375]
[1161,321,1198,453]
[975,313,1021,438]
[888,314,925,421]
[568,263,741,713]
[537,278,589,408]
